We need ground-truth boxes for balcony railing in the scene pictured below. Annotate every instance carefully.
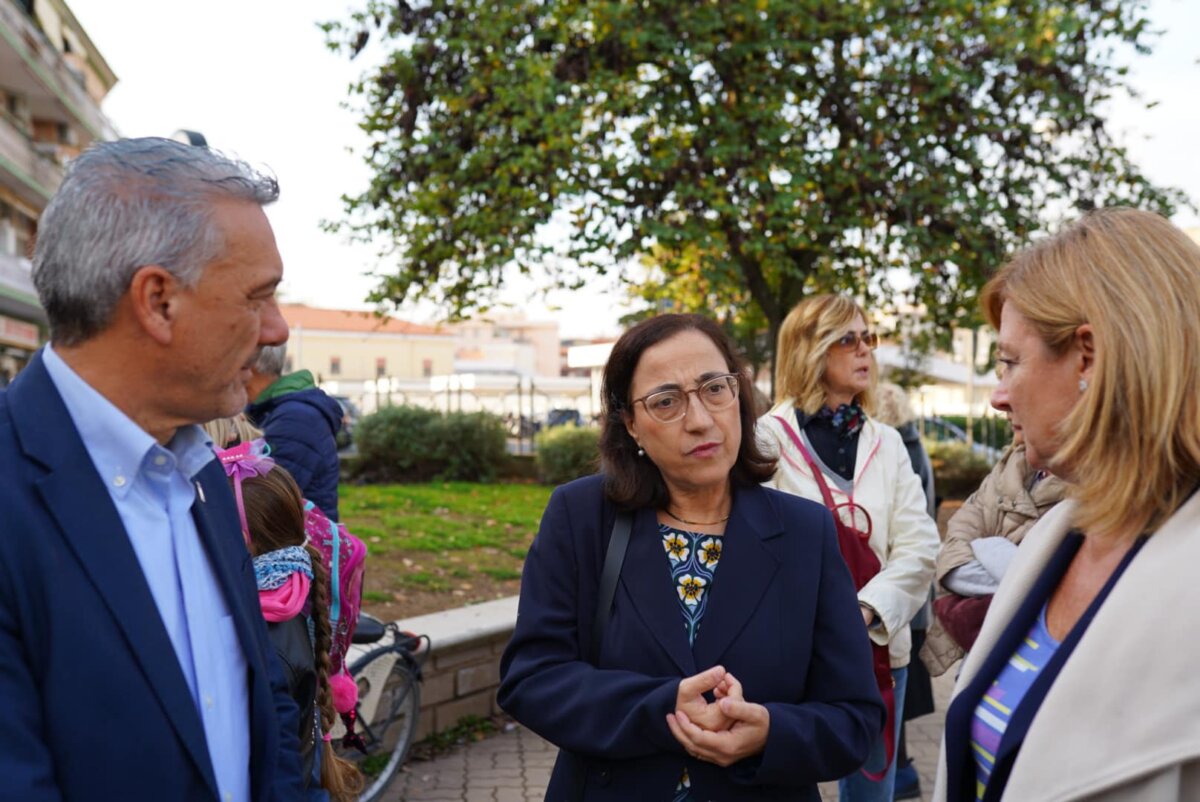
[0,0,116,142]
[0,111,61,204]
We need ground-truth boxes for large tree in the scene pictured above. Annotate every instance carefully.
[325,0,1185,365]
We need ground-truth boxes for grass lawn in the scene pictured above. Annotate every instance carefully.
[340,482,553,619]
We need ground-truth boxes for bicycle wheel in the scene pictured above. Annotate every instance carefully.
[332,645,422,802]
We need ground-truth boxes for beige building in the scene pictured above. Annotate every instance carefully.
[279,303,457,391]
[280,304,595,419]
[450,314,562,378]
[0,0,115,379]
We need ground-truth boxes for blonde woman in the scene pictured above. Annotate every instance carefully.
[758,295,938,802]
[934,208,1200,801]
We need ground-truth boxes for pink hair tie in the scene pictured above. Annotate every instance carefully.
[215,439,276,546]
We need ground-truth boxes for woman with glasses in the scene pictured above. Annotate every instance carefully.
[500,313,884,801]
[934,209,1200,801]
[758,294,938,802]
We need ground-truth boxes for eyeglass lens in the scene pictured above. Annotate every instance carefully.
[642,375,738,422]
[836,331,878,350]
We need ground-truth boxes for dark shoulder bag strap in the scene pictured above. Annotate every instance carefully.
[589,510,633,664]
[569,510,633,801]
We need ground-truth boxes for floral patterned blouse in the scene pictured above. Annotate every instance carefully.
[661,523,724,802]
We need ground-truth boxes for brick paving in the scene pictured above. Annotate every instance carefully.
[381,667,956,802]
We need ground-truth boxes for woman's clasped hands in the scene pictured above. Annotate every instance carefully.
[667,665,770,767]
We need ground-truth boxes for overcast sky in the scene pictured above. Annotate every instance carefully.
[67,0,1200,337]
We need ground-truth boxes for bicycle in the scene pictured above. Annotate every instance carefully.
[331,612,430,802]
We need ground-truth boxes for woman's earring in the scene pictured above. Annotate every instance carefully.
[1079,378,1089,392]
[637,445,645,457]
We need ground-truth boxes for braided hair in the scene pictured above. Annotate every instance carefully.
[238,466,364,801]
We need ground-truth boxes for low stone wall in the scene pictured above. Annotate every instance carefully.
[389,596,519,741]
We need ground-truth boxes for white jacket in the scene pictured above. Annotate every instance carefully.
[933,492,1200,801]
[758,399,938,667]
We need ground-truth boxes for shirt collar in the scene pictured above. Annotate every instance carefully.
[41,345,215,497]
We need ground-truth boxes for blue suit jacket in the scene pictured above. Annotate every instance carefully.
[498,475,885,801]
[0,352,306,802]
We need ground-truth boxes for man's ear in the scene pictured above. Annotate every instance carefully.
[128,265,181,345]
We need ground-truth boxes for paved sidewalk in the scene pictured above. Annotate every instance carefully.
[382,668,956,801]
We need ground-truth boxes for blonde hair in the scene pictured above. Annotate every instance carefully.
[982,207,1200,540]
[775,294,877,415]
[203,414,263,448]
[873,382,915,428]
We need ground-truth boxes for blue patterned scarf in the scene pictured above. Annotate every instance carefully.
[817,401,866,439]
[253,545,313,591]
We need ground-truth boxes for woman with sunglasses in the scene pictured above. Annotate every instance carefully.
[758,294,939,802]
[500,313,884,801]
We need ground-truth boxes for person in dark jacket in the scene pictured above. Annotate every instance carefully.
[246,343,343,521]
[500,314,884,801]
[874,382,937,800]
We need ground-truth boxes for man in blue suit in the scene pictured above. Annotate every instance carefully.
[0,138,306,801]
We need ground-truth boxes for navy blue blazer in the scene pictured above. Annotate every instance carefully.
[0,352,305,802]
[498,475,885,801]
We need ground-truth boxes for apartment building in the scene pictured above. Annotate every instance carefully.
[0,0,116,379]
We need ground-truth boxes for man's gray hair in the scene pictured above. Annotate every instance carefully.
[253,343,287,376]
[32,137,280,345]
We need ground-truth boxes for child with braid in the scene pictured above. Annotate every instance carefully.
[217,441,362,802]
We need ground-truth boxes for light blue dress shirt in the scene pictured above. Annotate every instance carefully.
[43,345,251,802]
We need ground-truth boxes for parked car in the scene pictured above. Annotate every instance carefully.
[546,408,583,428]
[331,395,361,451]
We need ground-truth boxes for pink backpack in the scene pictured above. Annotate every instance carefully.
[304,501,367,713]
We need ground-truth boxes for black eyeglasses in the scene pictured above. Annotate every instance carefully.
[833,331,879,352]
[631,373,740,423]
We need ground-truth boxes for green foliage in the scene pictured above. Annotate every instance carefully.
[342,482,551,553]
[431,411,509,482]
[937,414,1013,451]
[534,425,600,485]
[354,406,507,482]
[325,0,1186,370]
[341,482,551,599]
[621,245,774,376]
[927,440,994,500]
[354,405,441,481]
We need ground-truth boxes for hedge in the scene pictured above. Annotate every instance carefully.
[354,406,507,482]
[535,425,600,485]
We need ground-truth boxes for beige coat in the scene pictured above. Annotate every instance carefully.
[759,400,938,668]
[933,492,1200,801]
[921,444,1066,676]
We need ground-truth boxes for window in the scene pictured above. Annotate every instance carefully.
[375,357,386,378]
[422,358,433,378]
[330,356,341,376]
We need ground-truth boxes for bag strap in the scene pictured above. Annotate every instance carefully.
[306,500,342,631]
[773,418,895,781]
[772,414,841,511]
[589,510,633,665]
[569,510,632,801]
[328,516,342,631]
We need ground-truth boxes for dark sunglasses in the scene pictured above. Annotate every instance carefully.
[833,331,879,351]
